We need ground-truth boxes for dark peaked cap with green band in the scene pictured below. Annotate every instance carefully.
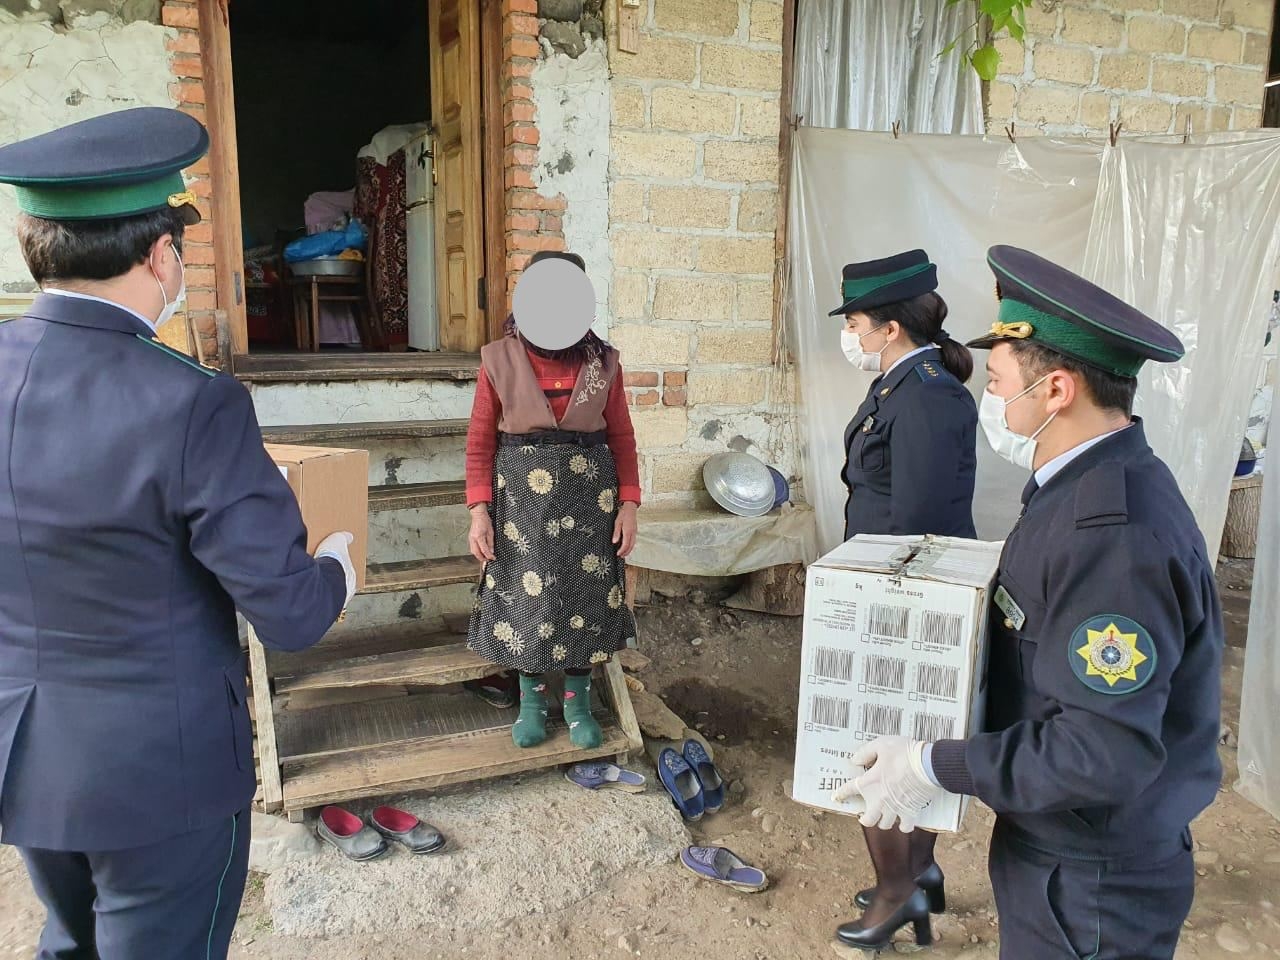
[829,248,938,316]
[0,107,208,225]
[967,244,1184,378]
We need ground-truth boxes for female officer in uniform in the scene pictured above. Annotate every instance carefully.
[832,249,977,951]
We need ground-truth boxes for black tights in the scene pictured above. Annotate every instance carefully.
[859,827,938,924]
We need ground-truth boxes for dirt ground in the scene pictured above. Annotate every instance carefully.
[0,560,1277,959]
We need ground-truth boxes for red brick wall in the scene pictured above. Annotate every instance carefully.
[162,1,220,362]
[501,0,567,312]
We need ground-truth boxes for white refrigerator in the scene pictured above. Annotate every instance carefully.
[404,130,440,351]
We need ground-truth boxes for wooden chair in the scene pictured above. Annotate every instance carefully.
[288,270,373,351]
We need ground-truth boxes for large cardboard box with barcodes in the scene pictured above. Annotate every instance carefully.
[264,444,369,591]
[791,535,1002,832]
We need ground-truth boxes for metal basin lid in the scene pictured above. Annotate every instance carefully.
[703,452,775,518]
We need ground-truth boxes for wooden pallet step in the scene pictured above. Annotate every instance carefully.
[273,622,465,671]
[261,418,468,445]
[368,481,466,513]
[235,352,480,384]
[281,723,629,811]
[275,642,494,695]
[361,556,479,595]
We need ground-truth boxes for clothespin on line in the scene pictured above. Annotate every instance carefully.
[1183,115,1193,144]
[1005,122,1016,144]
[1109,121,1124,147]
[892,120,902,140]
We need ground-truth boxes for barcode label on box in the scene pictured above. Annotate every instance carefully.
[863,654,907,691]
[810,695,852,729]
[812,646,855,682]
[912,711,957,742]
[919,610,964,648]
[867,603,910,640]
[860,703,903,737]
[915,663,960,700]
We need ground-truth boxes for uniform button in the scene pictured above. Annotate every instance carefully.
[880,388,890,396]
[554,380,563,388]
[1003,618,1014,629]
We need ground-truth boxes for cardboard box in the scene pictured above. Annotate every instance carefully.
[791,535,1002,832]
[265,444,369,591]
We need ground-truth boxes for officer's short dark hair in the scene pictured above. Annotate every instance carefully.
[1009,340,1137,416]
[17,208,187,286]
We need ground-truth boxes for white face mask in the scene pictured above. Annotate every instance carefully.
[978,375,1057,470]
[151,246,186,328]
[840,327,885,373]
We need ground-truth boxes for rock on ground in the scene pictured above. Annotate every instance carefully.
[264,772,688,938]
[249,812,322,874]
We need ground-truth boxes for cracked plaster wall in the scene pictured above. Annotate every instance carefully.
[531,38,611,337]
[0,6,173,290]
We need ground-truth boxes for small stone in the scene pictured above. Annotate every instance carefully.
[971,935,980,944]
[617,932,640,955]
[691,637,704,647]
[539,0,584,20]
[542,20,587,58]
[730,781,747,796]
[760,920,771,928]
[690,590,708,605]
[746,917,758,928]
[761,814,780,834]
[802,840,813,851]
[1197,869,1208,877]
[752,807,766,819]
[717,734,726,741]
[1215,924,1252,954]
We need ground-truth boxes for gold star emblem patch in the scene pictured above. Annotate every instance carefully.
[1076,622,1147,687]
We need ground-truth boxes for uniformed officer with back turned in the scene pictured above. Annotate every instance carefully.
[837,245,1223,960]
[0,108,357,959]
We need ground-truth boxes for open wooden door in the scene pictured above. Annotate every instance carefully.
[430,0,486,354]
[197,0,248,356]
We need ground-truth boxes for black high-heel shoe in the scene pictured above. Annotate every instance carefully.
[854,861,946,913]
[836,887,933,951]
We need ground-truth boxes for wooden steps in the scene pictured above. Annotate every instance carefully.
[236,351,480,384]
[368,481,466,513]
[362,556,480,594]
[261,418,468,445]
[282,722,629,811]
[275,642,493,694]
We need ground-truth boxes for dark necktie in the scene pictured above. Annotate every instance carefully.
[1020,476,1040,506]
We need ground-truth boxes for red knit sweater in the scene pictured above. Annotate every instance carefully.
[465,349,642,507]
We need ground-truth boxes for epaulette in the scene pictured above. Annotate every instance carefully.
[134,334,217,376]
[1074,460,1129,529]
[914,358,943,382]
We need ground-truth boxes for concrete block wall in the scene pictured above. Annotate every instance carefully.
[605,0,790,503]
[989,0,1271,136]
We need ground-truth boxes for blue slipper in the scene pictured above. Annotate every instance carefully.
[658,748,705,822]
[565,762,647,793]
[679,846,768,892]
[682,739,725,813]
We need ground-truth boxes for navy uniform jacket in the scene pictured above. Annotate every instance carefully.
[842,348,977,539]
[933,421,1223,859]
[0,294,346,852]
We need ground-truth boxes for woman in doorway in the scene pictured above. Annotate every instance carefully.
[831,250,977,951]
[464,250,640,750]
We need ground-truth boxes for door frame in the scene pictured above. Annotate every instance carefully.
[199,0,502,356]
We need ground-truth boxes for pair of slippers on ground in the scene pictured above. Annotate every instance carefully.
[316,805,447,862]
[563,759,766,894]
[658,739,725,821]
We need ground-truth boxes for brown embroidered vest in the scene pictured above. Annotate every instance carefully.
[479,336,619,434]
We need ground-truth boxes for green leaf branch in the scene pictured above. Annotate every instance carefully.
[942,0,1032,82]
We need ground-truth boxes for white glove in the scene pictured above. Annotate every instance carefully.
[832,736,944,833]
[315,531,357,607]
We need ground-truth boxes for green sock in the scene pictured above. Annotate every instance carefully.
[512,674,549,748]
[563,672,602,749]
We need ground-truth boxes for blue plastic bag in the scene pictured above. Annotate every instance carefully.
[283,219,367,263]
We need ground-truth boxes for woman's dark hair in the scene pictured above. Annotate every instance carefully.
[17,208,186,286]
[506,249,606,364]
[864,291,973,384]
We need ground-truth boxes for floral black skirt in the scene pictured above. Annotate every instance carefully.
[468,437,637,673]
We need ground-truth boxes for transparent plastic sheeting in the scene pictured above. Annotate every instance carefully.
[788,127,1106,550]
[628,504,819,578]
[1083,135,1280,566]
[1239,376,1280,820]
[792,0,982,135]
[788,127,1280,560]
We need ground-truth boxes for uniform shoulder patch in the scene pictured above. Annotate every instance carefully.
[134,334,217,376]
[913,360,941,381]
[1074,460,1128,529]
[1069,615,1156,695]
